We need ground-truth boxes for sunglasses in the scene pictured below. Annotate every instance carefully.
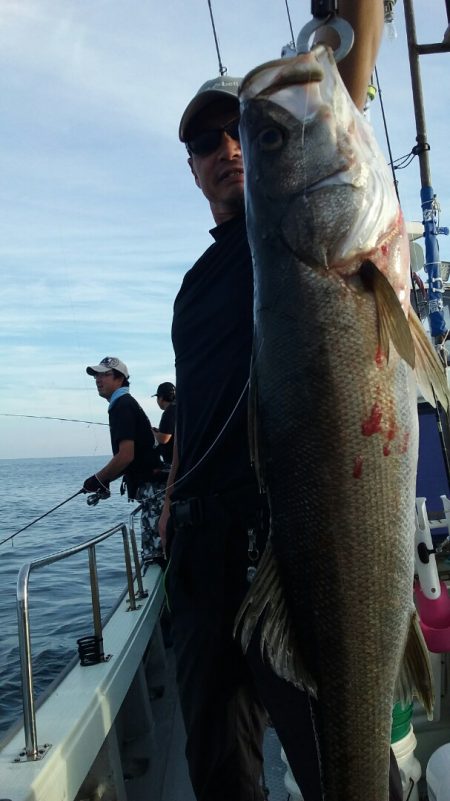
[187,119,240,157]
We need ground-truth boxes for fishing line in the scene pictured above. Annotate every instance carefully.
[0,413,108,426]
[5,375,254,519]
[0,489,84,548]
[206,0,227,75]
[150,372,253,502]
[374,66,400,202]
[373,66,424,317]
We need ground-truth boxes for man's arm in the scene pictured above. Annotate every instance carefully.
[337,0,384,111]
[319,0,384,111]
[152,428,172,445]
[96,440,135,484]
[83,439,135,494]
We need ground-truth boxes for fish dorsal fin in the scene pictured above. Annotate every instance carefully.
[234,539,317,696]
[394,610,434,719]
[359,260,415,368]
[409,307,450,411]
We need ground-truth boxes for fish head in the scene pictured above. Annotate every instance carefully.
[239,45,401,274]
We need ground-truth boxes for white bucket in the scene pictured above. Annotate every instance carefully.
[427,743,450,801]
[392,725,421,801]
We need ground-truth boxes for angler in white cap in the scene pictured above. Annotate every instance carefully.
[83,356,166,564]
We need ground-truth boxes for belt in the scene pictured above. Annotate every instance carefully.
[171,486,266,527]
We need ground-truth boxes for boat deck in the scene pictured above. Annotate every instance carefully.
[0,562,292,801]
[152,646,289,801]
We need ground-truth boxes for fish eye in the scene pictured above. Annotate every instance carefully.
[257,127,284,151]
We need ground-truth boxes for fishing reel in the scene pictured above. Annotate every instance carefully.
[86,488,111,506]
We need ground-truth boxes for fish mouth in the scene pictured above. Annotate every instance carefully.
[240,47,326,102]
[240,46,331,124]
[251,62,324,100]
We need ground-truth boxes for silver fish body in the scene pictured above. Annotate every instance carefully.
[237,45,441,801]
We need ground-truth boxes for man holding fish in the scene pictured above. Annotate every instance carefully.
[158,1,442,798]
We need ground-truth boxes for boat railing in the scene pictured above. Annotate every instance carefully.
[16,504,146,762]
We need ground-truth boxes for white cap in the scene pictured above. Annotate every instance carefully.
[86,356,129,379]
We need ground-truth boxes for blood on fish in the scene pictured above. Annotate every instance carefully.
[387,423,396,441]
[400,430,410,454]
[375,347,385,367]
[353,455,363,478]
[361,403,383,436]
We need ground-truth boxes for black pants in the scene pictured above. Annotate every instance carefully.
[165,495,403,801]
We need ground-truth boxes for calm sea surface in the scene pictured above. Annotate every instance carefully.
[0,455,146,739]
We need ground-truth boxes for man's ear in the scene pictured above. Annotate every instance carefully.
[188,156,201,188]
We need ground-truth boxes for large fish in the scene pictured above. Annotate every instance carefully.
[236,44,448,800]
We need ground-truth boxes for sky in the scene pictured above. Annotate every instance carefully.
[1,0,449,460]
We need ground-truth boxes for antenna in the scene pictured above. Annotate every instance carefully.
[206,0,227,75]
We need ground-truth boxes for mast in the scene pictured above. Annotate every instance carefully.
[402,0,450,340]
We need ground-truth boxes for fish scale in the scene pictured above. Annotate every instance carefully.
[235,44,446,800]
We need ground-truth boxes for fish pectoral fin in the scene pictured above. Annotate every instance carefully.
[409,307,450,410]
[394,610,434,719]
[359,260,415,368]
[234,539,317,696]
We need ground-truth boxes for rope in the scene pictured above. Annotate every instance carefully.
[206,0,227,75]
[0,489,84,548]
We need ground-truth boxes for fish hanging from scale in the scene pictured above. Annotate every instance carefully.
[236,39,449,801]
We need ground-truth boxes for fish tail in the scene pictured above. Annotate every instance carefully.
[234,539,317,695]
[394,610,434,719]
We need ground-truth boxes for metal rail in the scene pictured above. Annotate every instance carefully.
[16,507,146,761]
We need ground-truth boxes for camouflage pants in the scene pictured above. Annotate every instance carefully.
[135,482,165,563]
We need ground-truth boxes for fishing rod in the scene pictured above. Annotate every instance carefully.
[0,487,110,548]
[0,413,108,426]
[206,0,226,75]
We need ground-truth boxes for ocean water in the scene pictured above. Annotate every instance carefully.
[0,455,147,739]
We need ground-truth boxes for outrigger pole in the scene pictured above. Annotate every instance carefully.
[402,0,450,339]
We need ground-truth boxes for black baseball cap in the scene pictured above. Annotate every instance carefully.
[152,382,176,401]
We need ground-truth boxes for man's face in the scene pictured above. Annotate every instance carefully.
[187,100,244,224]
[94,371,124,401]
